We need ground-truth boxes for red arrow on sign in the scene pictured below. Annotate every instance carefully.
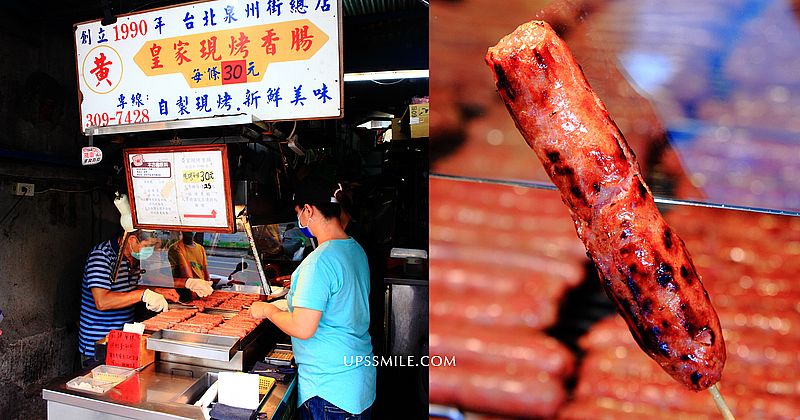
[184,210,217,219]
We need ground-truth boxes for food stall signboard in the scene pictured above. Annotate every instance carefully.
[124,145,235,233]
[74,0,343,135]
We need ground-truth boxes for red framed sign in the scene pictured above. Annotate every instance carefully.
[123,144,235,233]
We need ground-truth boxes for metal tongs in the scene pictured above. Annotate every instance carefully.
[237,206,273,295]
[250,366,295,375]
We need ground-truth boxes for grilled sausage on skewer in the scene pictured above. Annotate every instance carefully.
[486,20,726,391]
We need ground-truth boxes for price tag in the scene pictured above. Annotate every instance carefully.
[82,146,103,165]
[106,330,141,369]
[124,145,234,232]
[221,60,247,85]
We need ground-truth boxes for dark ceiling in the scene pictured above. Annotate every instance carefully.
[4,0,427,25]
[4,0,428,72]
[344,0,427,16]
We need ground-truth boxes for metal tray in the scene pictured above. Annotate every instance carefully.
[147,330,241,362]
[146,315,270,362]
[203,308,241,318]
[215,284,264,294]
[214,285,285,302]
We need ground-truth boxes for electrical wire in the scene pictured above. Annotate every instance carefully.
[276,140,290,176]
[0,196,25,226]
[0,173,102,185]
[35,187,102,194]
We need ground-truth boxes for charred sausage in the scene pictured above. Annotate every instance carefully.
[485,20,725,390]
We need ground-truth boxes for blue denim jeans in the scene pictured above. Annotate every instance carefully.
[299,396,372,420]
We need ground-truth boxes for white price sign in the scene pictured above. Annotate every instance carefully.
[74,0,343,134]
[124,145,234,232]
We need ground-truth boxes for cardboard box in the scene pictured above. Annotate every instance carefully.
[408,103,429,138]
[138,334,156,368]
[390,118,409,140]
[97,333,155,369]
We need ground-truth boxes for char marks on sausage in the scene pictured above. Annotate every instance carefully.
[486,20,726,391]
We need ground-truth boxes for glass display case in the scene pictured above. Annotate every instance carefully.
[113,221,308,295]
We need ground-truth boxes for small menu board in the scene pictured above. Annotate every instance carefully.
[106,330,142,369]
[124,145,234,233]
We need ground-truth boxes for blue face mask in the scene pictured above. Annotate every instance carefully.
[297,209,314,239]
[132,246,155,261]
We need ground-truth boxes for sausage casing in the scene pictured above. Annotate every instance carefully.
[485,20,725,390]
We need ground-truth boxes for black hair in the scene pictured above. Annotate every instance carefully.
[335,183,355,219]
[293,175,343,220]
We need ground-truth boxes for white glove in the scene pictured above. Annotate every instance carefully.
[142,289,168,312]
[186,278,214,298]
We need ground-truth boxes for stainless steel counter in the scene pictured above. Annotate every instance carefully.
[42,361,295,419]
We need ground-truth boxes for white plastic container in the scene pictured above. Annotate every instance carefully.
[66,365,136,394]
[91,365,136,384]
[66,374,119,394]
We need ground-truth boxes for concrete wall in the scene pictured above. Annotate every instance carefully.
[0,6,118,419]
[0,179,117,418]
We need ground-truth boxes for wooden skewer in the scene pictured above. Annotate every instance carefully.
[708,384,735,420]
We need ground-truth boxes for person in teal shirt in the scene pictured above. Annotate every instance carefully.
[251,177,376,419]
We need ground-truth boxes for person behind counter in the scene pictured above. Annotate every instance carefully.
[251,177,376,420]
[77,230,210,366]
[168,231,214,299]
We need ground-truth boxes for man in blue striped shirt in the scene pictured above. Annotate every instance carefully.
[78,231,180,363]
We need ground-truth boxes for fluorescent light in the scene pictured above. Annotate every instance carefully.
[357,120,392,129]
[344,70,429,82]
